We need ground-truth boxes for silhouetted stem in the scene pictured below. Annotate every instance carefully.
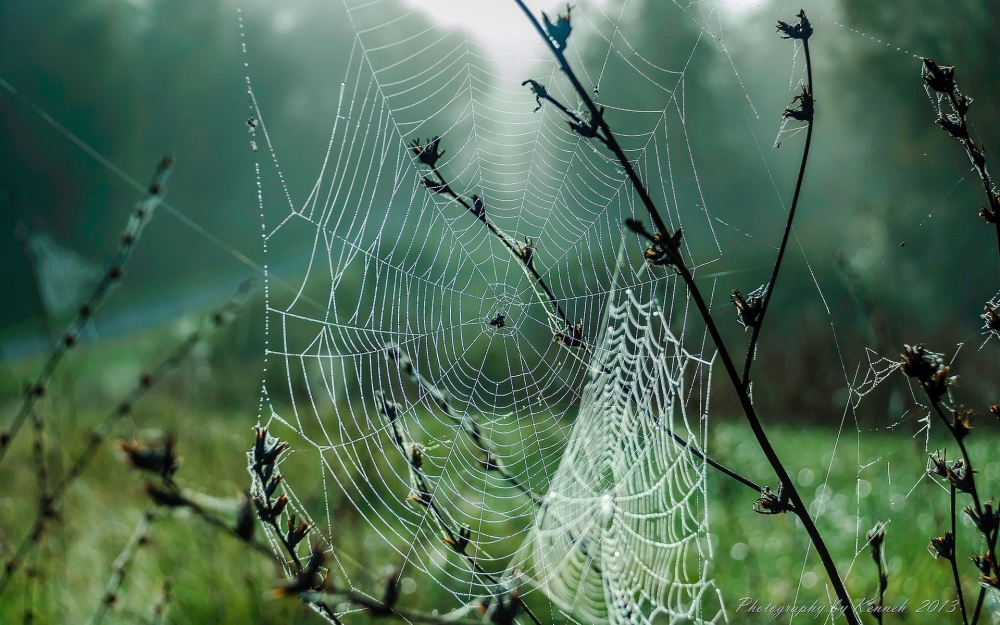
[422,165,575,340]
[0,154,173,469]
[742,39,814,387]
[513,4,859,622]
[950,484,970,625]
[381,399,542,625]
[0,279,255,597]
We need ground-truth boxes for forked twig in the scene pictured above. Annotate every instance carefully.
[0,154,174,469]
[513,5,860,622]
[901,345,998,624]
[0,278,256,597]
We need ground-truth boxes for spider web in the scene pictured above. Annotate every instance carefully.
[242,1,849,623]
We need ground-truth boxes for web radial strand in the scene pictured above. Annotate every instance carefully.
[252,1,723,623]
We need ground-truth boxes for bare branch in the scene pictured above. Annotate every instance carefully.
[0,154,175,469]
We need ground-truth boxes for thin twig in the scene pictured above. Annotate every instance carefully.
[87,507,157,625]
[302,587,486,625]
[0,279,256,597]
[0,154,174,468]
[386,346,543,505]
[921,59,1000,268]
[376,393,542,625]
[950,484,970,625]
[901,345,998,624]
[411,142,583,347]
[741,37,814,387]
[513,5,859,621]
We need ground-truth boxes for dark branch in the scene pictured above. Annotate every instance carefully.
[409,137,583,348]
[921,58,1000,269]
[514,4,859,621]
[0,154,174,469]
[741,36,815,387]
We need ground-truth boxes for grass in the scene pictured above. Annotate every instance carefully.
[2,322,999,624]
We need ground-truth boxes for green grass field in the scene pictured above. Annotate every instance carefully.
[1,324,997,624]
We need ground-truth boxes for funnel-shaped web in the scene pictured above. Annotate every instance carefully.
[513,286,718,624]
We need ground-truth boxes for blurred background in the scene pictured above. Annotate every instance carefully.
[1,0,999,622]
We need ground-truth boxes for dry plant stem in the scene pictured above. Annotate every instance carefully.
[0,154,174,469]
[935,77,1000,264]
[949,484,970,625]
[422,165,573,334]
[0,279,254,597]
[152,580,172,625]
[30,410,50,515]
[389,346,543,505]
[166,484,281,564]
[88,507,157,625]
[927,397,995,625]
[513,5,860,623]
[972,521,999,625]
[741,39,813,387]
[382,404,542,625]
[658,422,762,492]
[930,401,983,513]
[304,588,485,625]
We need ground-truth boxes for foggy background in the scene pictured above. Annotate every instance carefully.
[2,0,998,424]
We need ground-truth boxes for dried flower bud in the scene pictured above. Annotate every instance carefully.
[408,488,433,508]
[971,552,993,576]
[444,525,472,554]
[146,482,185,508]
[541,5,572,51]
[867,522,886,563]
[118,434,180,478]
[948,457,975,494]
[255,493,289,523]
[555,322,586,348]
[273,545,325,598]
[252,426,289,474]
[952,406,973,440]
[922,58,956,94]
[731,288,765,329]
[900,344,952,403]
[753,485,792,515]
[982,302,1000,334]
[928,450,949,478]
[776,10,812,40]
[783,87,814,122]
[410,444,424,470]
[284,515,314,550]
[928,532,955,560]
[965,501,998,535]
[409,136,445,168]
[937,114,968,139]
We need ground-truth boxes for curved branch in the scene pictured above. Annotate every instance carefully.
[742,40,814,387]
[512,5,860,623]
